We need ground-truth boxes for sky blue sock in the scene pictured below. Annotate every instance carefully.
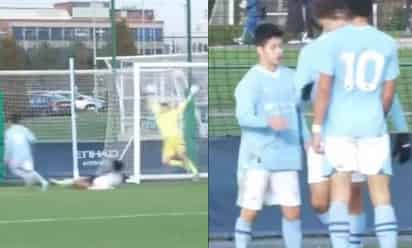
[349,212,366,248]
[328,201,350,248]
[317,211,329,226]
[375,205,398,248]
[282,218,302,248]
[235,217,252,248]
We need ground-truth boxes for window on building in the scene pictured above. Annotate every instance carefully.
[12,27,23,40]
[154,28,163,41]
[64,28,75,40]
[137,28,144,41]
[129,29,137,41]
[51,28,63,40]
[144,28,153,41]
[144,10,154,19]
[102,28,110,41]
[75,28,90,41]
[38,27,50,41]
[25,27,36,40]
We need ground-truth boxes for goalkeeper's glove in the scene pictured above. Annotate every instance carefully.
[301,82,314,102]
[190,85,200,95]
[391,132,411,165]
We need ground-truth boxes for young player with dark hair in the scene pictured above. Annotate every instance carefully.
[234,23,310,248]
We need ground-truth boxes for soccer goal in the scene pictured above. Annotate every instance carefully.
[97,55,208,183]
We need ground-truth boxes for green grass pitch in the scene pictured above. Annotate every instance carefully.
[0,181,207,248]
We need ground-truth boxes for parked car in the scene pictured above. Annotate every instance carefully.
[31,90,106,112]
[75,95,106,111]
[27,94,71,117]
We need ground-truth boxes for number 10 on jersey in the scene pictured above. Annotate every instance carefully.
[341,51,385,92]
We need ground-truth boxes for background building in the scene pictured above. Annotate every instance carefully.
[0,1,164,54]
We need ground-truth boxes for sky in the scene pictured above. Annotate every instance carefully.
[0,0,207,35]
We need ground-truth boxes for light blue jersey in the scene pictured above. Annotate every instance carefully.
[296,29,406,133]
[5,124,36,163]
[295,33,330,99]
[316,25,399,137]
[235,65,310,172]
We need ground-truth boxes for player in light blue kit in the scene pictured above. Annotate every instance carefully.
[234,23,310,248]
[295,2,368,247]
[311,0,400,247]
[4,114,48,191]
[295,1,409,247]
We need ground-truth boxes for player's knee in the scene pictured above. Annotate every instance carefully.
[311,199,329,214]
[370,190,391,206]
[162,157,170,165]
[368,176,391,206]
[282,207,300,220]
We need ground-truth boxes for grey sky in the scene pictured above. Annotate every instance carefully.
[0,0,207,35]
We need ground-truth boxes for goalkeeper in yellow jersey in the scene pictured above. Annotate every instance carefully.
[149,85,200,179]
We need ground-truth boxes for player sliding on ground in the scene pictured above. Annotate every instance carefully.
[148,85,200,179]
[312,0,400,247]
[4,114,48,191]
[234,23,310,248]
[50,160,125,190]
[295,1,410,247]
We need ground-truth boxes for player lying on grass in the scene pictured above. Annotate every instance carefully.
[4,113,48,191]
[50,160,125,190]
[234,23,310,248]
[295,1,410,247]
[148,85,200,179]
[311,0,400,247]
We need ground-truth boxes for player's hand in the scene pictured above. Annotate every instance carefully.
[190,85,200,95]
[392,132,411,164]
[267,116,288,131]
[311,133,324,154]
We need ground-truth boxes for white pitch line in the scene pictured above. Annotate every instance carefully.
[0,211,208,225]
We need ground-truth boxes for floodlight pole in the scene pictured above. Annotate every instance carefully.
[186,0,192,64]
[110,0,117,69]
[93,0,98,98]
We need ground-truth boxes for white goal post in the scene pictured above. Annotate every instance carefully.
[96,56,208,184]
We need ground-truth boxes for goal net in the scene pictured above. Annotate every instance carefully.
[0,69,111,179]
[97,55,208,183]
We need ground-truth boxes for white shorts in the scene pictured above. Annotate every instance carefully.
[237,168,301,211]
[323,135,391,176]
[307,148,366,184]
[89,172,123,190]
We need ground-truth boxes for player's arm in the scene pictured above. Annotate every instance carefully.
[25,128,36,144]
[389,94,408,132]
[4,131,11,164]
[383,41,400,115]
[313,74,332,127]
[312,41,335,153]
[235,79,268,129]
[148,98,161,114]
[382,80,396,115]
